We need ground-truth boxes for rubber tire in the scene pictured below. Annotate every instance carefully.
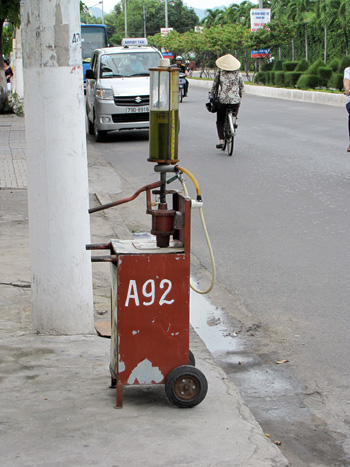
[94,114,107,142]
[165,365,208,408]
[180,87,183,103]
[227,135,234,156]
[189,350,196,366]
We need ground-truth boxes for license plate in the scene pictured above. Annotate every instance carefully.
[126,106,149,113]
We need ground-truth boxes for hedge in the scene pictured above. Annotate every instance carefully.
[297,74,319,89]
[338,57,350,73]
[318,67,333,86]
[254,71,266,84]
[274,71,285,87]
[328,58,340,72]
[283,61,298,72]
[328,72,344,91]
[305,58,326,75]
[261,62,274,72]
[284,71,303,87]
[272,60,283,71]
[295,59,309,72]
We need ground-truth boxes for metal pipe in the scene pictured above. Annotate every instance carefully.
[154,164,177,173]
[86,242,112,250]
[91,255,118,262]
[89,180,163,214]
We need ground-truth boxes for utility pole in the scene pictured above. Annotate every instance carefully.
[124,0,128,37]
[165,0,168,28]
[21,0,94,334]
[143,0,147,38]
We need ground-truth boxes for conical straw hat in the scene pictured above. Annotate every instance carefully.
[215,54,241,71]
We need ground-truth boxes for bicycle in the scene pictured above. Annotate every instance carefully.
[221,104,239,156]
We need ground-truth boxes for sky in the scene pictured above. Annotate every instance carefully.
[85,0,237,14]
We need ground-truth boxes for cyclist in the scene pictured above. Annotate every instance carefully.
[210,54,244,149]
[176,55,189,97]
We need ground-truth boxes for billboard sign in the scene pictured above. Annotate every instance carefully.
[250,8,271,32]
[250,9,271,58]
[161,28,174,36]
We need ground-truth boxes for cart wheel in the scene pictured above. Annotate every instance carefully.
[110,377,116,388]
[165,365,208,408]
[189,350,196,366]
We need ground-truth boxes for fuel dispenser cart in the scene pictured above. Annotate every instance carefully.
[87,60,213,408]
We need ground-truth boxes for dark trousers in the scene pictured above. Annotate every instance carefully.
[347,102,350,140]
[216,104,239,140]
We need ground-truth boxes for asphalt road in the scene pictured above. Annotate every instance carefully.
[88,87,350,466]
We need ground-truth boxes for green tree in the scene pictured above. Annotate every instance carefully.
[200,8,221,27]
[339,0,350,56]
[249,18,296,57]
[316,0,340,63]
[111,0,198,38]
[0,0,20,112]
[284,0,316,61]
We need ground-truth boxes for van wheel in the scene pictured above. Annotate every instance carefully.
[94,114,107,142]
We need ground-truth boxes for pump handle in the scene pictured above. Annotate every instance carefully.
[89,181,163,214]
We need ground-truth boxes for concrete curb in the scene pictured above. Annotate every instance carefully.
[189,78,347,108]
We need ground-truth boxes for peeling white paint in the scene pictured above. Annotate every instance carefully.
[132,330,140,335]
[127,359,163,384]
[118,359,125,373]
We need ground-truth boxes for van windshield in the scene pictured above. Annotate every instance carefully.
[100,52,160,78]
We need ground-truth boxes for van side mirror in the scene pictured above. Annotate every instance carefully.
[86,69,95,80]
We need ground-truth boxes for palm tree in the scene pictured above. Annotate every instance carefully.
[339,0,350,56]
[235,1,256,28]
[284,0,316,62]
[317,0,341,63]
[201,8,221,27]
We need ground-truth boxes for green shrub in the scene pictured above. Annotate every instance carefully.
[305,58,326,75]
[283,61,298,72]
[284,71,303,87]
[295,59,309,72]
[328,72,344,91]
[272,60,283,71]
[328,58,340,72]
[338,56,350,73]
[297,74,319,90]
[318,67,333,87]
[254,71,266,84]
[265,71,275,85]
[274,71,284,86]
[261,61,274,72]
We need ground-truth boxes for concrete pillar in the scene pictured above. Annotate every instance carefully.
[11,28,24,98]
[21,0,94,334]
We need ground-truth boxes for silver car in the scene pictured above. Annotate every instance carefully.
[86,42,162,142]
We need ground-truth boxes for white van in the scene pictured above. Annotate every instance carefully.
[86,39,162,142]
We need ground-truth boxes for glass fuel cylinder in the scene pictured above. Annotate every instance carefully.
[148,60,179,164]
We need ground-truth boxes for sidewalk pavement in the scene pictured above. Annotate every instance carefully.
[0,114,289,466]
[190,77,347,107]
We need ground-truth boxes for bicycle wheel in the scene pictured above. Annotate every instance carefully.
[225,110,235,156]
[227,134,234,155]
[222,111,229,152]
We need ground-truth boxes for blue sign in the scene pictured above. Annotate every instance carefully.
[251,49,270,58]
